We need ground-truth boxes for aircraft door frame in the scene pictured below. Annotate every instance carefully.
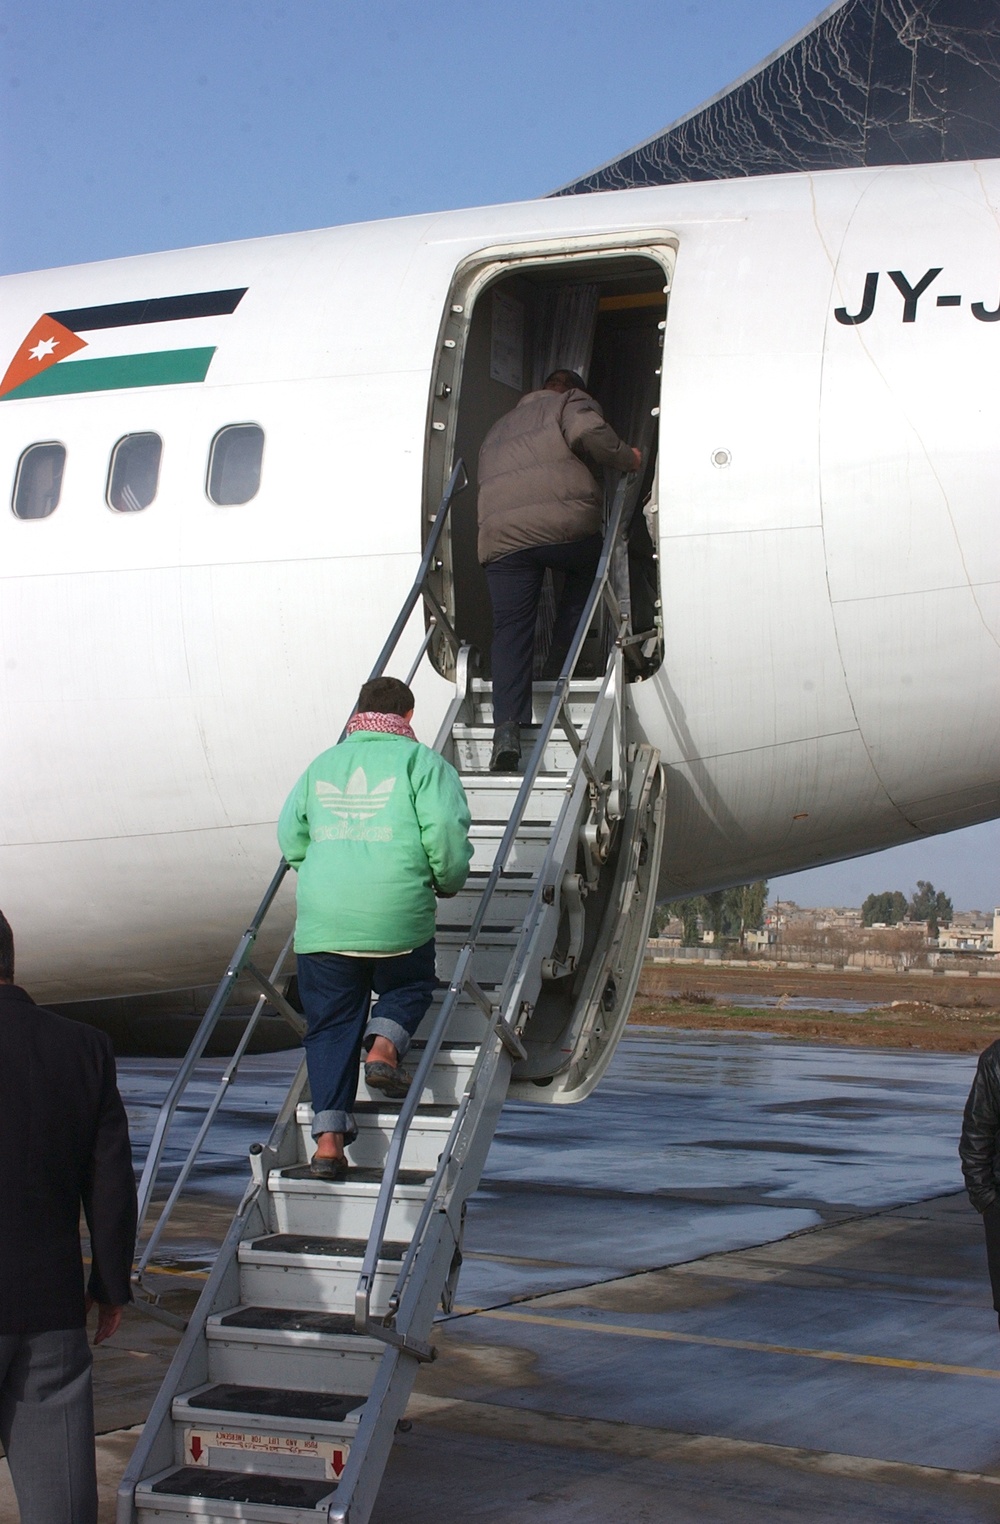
[423,231,677,681]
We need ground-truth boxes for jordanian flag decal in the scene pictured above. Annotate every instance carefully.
[0,287,247,401]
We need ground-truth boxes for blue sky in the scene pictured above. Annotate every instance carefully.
[3,0,997,909]
[1,0,825,273]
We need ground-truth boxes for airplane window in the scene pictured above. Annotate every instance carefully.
[207,423,264,505]
[107,432,162,513]
[11,442,66,520]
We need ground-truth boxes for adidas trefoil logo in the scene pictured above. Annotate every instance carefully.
[316,769,396,821]
[314,768,396,841]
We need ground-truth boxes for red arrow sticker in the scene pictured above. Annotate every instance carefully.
[186,1430,208,1466]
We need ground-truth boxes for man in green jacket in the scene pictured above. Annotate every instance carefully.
[278,675,472,1178]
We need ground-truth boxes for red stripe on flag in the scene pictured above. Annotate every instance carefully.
[0,316,88,399]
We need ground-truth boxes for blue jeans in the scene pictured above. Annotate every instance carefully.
[484,533,602,725]
[297,939,438,1141]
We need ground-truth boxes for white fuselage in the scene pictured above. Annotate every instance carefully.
[2,160,998,1001]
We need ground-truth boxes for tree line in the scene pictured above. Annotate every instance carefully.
[654,882,768,951]
[862,880,953,936]
[653,877,956,951]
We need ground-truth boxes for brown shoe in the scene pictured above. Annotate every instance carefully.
[309,1153,349,1180]
[365,1060,412,1099]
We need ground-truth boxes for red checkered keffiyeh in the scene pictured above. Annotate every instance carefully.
[346,711,417,741]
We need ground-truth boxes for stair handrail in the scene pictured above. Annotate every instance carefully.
[133,458,469,1255]
[381,637,627,1324]
[353,465,643,1338]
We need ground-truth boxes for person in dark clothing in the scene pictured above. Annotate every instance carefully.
[959,1039,1000,1328]
[0,910,137,1524]
[477,369,641,772]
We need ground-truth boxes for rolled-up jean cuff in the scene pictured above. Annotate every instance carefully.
[364,1016,414,1059]
[312,1108,356,1143]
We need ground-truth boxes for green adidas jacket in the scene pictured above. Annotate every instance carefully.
[277,731,473,954]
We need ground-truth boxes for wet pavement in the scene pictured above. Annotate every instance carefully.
[689,991,876,1011]
[17,1028,1000,1522]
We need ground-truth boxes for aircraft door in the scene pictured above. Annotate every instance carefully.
[423,244,671,684]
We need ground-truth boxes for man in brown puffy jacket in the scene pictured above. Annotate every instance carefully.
[477,369,641,772]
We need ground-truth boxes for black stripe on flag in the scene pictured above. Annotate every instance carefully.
[48,288,248,333]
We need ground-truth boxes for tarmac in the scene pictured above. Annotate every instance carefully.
[3,1028,998,1523]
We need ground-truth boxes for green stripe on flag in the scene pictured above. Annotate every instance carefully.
[3,347,217,399]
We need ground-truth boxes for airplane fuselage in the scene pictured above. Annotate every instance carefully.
[2,158,998,1001]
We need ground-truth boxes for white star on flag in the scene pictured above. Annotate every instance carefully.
[0,315,87,398]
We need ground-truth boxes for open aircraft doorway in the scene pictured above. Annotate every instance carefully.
[423,237,673,687]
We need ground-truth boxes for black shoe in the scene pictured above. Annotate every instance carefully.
[489,721,521,773]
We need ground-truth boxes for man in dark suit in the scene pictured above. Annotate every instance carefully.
[0,910,137,1524]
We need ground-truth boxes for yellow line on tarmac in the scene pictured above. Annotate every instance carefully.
[140,1265,210,1280]
[86,1256,211,1282]
[462,1307,1000,1381]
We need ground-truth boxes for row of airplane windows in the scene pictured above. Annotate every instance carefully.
[9,424,265,520]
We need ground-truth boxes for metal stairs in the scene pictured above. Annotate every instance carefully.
[118,465,665,1523]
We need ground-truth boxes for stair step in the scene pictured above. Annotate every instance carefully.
[175,1381,365,1433]
[275,1164,433,1187]
[471,677,603,691]
[356,1043,478,1107]
[295,1102,456,1172]
[468,822,553,875]
[461,774,572,825]
[470,678,602,726]
[452,725,576,773]
[267,1166,433,1240]
[206,1306,384,1392]
[216,1306,359,1334]
[412,991,492,1044]
[245,1234,407,1260]
[435,882,535,932]
[138,1465,335,1518]
[434,933,517,985]
[238,1234,407,1316]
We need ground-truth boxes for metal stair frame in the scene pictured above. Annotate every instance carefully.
[118,459,667,1524]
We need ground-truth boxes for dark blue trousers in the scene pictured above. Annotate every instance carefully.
[484,533,602,725]
[297,939,437,1141]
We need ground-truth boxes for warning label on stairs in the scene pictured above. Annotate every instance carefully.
[185,1427,349,1478]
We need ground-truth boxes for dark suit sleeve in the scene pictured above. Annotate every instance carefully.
[81,1035,137,1305]
[959,1052,1000,1213]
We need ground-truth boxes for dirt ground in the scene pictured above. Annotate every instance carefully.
[631,961,1000,1052]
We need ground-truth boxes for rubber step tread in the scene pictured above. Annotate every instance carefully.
[464,871,536,883]
[408,1041,479,1052]
[185,1383,364,1423]
[149,1466,334,1508]
[276,1165,432,1185]
[435,920,519,933]
[434,929,518,944]
[249,1234,408,1261]
[217,1307,359,1335]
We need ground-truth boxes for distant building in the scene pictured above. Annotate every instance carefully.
[938,923,995,954]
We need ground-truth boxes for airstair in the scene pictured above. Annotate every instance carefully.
[118,462,666,1523]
